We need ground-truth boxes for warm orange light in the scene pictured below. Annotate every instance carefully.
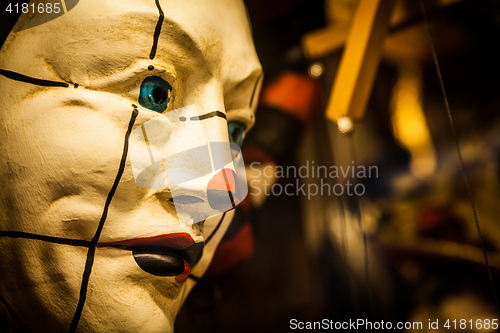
[391,66,436,178]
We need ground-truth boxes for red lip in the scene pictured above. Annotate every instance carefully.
[96,232,195,250]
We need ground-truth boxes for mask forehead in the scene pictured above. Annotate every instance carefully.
[1,0,261,94]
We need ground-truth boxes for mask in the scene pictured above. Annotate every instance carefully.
[0,0,262,332]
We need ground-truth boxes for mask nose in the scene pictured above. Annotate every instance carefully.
[167,166,243,226]
[129,105,248,225]
[207,168,242,211]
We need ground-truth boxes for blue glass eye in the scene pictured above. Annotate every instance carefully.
[139,76,172,113]
[228,121,246,146]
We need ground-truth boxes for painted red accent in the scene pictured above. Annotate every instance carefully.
[96,233,195,250]
[418,206,451,232]
[207,168,242,211]
[175,259,191,283]
[203,222,255,279]
[207,168,236,192]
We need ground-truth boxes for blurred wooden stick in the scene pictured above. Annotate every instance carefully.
[325,0,396,123]
[302,0,463,60]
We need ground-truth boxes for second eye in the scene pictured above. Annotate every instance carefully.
[227,121,246,146]
[139,76,172,113]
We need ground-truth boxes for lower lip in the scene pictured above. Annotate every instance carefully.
[131,249,192,283]
[97,233,196,283]
[175,260,191,283]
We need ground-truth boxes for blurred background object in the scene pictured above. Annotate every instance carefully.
[176,0,500,331]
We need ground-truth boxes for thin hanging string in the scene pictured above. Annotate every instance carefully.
[347,130,372,313]
[419,0,499,310]
[322,120,347,261]
[320,115,359,312]
[328,124,361,314]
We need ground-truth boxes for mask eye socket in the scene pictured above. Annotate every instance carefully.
[139,76,172,113]
[227,121,246,146]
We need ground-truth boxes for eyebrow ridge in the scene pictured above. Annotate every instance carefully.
[150,18,209,72]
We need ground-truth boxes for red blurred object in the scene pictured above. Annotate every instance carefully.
[203,222,255,279]
[418,205,467,243]
[260,72,321,128]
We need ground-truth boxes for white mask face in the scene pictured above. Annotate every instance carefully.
[0,0,262,332]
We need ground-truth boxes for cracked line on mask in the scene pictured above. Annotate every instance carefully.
[150,0,164,60]
[190,111,227,121]
[68,108,138,333]
[0,231,91,247]
[187,274,200,282]
[0,69,71,87]
[205,212,226,245]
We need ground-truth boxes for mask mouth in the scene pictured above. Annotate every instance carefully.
[97,233,204,282]
[129,242,204,281]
